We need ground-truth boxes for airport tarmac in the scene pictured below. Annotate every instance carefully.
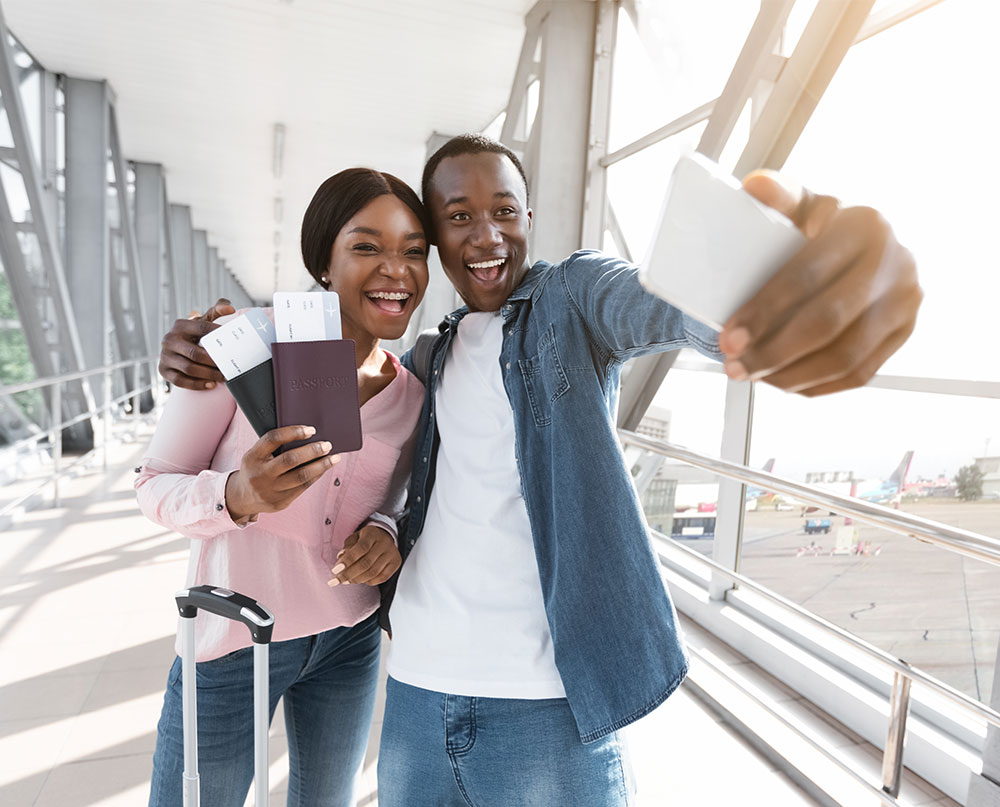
[677,500,1000,701]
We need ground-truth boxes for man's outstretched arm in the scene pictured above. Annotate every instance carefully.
[158,298,235,390]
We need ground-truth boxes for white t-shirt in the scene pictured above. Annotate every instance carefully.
[387,311,566,699]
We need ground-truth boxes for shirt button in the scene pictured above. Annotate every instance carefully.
[334,478,340,487]
[416,496,421,502]
[215,503,224,512]
[422,456,427,463]
[409,538,415,546]
[505,362,511,370]
[325,517,332,525]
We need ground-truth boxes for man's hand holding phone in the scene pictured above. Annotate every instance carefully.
[721,172,921,396]
[224,425,341,522]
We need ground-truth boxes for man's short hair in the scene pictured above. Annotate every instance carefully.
[422,134,530,206]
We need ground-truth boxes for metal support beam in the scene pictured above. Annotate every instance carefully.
[580,0,617,249]
[108,107,150,366]
[192,229,209,313]
[209,246,220,303]
[169,204,193,316]
[523,0,597,262]
[64,77,110,371]
[969,644,1000,804]
[134,162,165,354]
[697,0,798,161]
[735,0,877,176]
[0,8,94,445]
[710,380,754,600]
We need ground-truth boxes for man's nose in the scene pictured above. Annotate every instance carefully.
[470,219,503,247]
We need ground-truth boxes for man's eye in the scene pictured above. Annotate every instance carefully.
[497,207,516,216]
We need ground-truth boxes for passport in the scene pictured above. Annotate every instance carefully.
[271,339,363,454]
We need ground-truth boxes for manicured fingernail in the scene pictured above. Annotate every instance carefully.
[723,327,751,356]
[336,550,344,559]
[303,426,316,437]
[332,563,345,575]
[330,454,341,464]
[319,441,332,453]
[205,382,215,390]
[328,578,340,587]
[725,360,748,381]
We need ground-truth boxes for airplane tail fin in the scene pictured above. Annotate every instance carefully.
[889,451,914,488]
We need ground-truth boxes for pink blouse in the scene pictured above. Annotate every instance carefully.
[135,349,423,661]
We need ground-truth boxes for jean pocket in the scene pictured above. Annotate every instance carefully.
[518,324,570,427]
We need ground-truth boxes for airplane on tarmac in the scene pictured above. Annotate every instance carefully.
[853,451,914,504]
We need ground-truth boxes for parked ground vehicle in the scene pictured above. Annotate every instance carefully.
[804,517,832,535]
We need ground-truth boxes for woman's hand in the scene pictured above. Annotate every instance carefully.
[225,425,340,521]
[329,524,401,587]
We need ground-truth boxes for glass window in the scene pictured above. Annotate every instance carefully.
[781,0,1000,382]
[608,2,758,151]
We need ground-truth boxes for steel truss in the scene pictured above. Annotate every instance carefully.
[0,3,254,447]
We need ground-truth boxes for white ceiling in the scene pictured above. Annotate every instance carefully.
[3,0,537,299]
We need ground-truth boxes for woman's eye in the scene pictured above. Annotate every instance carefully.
[406,248,426,257]
[353,243,377,252]
[451,212,470,222]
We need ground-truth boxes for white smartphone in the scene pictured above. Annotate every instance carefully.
[639,152,805,331]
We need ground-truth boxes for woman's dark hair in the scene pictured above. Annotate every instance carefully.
[300,168,432,288]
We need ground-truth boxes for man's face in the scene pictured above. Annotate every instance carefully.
[426,152,532,312]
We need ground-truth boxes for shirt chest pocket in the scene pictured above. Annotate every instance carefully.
[518,324,570,427]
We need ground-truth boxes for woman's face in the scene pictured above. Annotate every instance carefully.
[326,194,429,342]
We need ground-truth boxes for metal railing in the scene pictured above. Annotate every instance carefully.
[0,356,160,518]
[619,429,1000,801]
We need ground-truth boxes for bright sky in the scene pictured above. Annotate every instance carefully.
[606,0,1000,482]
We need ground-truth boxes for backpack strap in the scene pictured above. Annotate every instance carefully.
[410,328,439,385]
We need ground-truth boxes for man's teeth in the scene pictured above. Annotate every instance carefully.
[366,291,411,300]
[467,258,505,270]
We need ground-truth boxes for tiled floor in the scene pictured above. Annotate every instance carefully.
[0,421,963,806]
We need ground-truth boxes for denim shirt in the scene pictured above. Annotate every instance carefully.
[386,249,721,742]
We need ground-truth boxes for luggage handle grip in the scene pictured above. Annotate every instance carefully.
[175,585,275,644]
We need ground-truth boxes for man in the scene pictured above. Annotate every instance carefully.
[160,135,919,804]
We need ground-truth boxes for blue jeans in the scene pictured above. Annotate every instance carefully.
[377,677,634,806]
[149,614,380,807]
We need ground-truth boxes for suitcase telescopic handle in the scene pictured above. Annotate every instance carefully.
[175,585,275,644]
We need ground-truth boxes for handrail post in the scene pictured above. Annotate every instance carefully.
[102,368,112,470]
[881,670,912,797]
[50,382,62,507]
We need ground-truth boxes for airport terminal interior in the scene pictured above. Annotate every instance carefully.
[0,0,998,804]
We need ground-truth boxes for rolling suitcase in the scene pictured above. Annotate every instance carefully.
[174,585,276,807]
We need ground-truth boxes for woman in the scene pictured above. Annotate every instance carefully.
[136,168,430,807]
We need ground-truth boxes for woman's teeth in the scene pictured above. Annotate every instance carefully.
[366,291,411,313]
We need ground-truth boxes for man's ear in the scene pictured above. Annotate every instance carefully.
[526,208,533,231]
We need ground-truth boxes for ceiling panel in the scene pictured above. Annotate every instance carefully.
[4,0,537,299]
